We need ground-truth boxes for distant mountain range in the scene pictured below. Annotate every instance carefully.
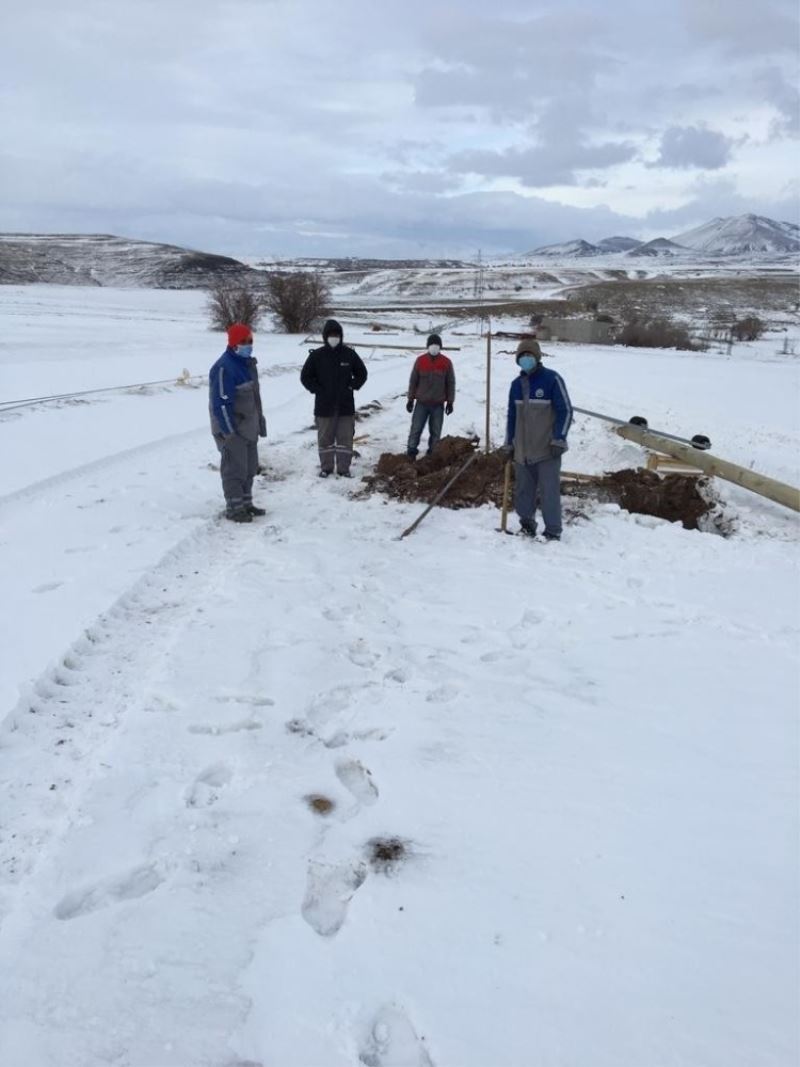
[0,233,263,288]
[527,214,800,259]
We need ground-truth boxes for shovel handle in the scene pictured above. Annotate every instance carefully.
[500,460,512,532]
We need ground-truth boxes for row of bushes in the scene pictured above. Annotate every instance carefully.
[208,273,332,334]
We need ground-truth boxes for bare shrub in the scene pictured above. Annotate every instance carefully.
[731,315,765,342]
[617,315,700,351]
[207,284,263,331]
[263,271,331,333]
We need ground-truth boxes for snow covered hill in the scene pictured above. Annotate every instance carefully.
[627,237,689,257]
[0,233,263,289]
[524,238,604,257]
[673,214,800,255]
[526,214,800,260]
[0,285,798,1066]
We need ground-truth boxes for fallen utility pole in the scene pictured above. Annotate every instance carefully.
[615,422,800,513]
[399,449,480,539]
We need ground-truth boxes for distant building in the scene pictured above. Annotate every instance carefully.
[536,317,615,344]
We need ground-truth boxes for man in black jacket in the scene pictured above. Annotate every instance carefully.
[300,319,368,477]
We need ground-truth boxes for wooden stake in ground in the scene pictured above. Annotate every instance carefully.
[498,460,513,534]
[484,323,492,454]
[398,451,481,540]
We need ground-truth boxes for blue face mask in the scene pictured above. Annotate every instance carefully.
[234,344,253,358]
[518,355,537,373]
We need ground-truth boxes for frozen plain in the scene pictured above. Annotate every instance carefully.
[0,285,798,1067]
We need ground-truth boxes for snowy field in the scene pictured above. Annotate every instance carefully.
[0,285,798,1067]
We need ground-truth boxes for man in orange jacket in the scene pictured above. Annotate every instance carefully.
[406,334,456,458]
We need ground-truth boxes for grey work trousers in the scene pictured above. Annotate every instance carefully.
[215,433,258,513]
[514,456,562,537]
[316,415,355,474]
[407,402,444,456]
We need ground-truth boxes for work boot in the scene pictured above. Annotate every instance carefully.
[337,470,352,478]
[319,469,332,478]
[247,504,266,516]
[519,518,537,537]
[226,509,253,524]
[543,532,561,542]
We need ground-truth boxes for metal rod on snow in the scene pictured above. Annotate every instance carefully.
[0,375,203,412]
[573,406,708,450]
[398,450,480,540]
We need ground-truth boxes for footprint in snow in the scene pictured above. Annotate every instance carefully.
[188,718,262,735]
[32,581,64,594]
[323,727,392,749]
[335,759,379,804]
[348,641,380,669]
[54,863,164,921]
[301,859,367,937]
[359,1004,434,1066]
[384,667,410,684]
[185,762,232,808]
[425,684,459,704]
[214,693,275,708]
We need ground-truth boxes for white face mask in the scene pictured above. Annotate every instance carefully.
[327,336,341,348]
[427,344,441,356]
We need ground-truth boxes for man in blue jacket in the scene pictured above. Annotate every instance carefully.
[505,338,572,540]
[209,322,267,523]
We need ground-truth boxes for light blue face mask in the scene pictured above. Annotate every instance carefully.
[518,355,537,373]
[234,344,253,358]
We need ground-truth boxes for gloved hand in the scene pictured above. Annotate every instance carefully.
[550,439,568,458]
[406,399,414,413]
[502,443,514,457]
[445,402,454,415]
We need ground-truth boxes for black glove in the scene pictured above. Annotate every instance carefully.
[550,439,568,458]
[406,400,414,413]
[445,402,454,415]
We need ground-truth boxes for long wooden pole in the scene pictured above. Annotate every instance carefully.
[614,423,800,513]
[484,321,492,454]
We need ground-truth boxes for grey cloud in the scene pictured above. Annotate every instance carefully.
[755,69,800,138]
[684,0,799,55]
[650,125,735,170]
[449,140,638,187]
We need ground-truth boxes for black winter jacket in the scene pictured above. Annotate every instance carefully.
[300,344,368,417]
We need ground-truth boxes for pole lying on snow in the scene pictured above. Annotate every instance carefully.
[614,422,800,513]
[398,450,480,540]
[573,406,710,450]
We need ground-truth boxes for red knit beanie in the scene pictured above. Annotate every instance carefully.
[227,323,253,347]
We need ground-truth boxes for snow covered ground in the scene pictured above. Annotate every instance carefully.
[0,285,798,1067]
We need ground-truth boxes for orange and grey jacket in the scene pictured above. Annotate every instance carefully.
[408,352,456,406]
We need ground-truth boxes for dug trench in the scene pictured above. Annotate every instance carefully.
[360,435,719,531]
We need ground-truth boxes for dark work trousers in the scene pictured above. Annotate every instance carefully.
[407,402,444,456]
[215,433,258,514]
[316,415,355,474]
[514,456,562,537]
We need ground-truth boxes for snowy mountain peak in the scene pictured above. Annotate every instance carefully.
[526,238,602,257]
[673,214,800,255]
[627,237,689,258]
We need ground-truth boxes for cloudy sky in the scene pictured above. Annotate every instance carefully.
[1,0,798,257]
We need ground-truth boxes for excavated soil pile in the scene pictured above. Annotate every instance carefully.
[363,436,713,530]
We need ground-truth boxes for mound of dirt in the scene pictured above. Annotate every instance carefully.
[363,435,714,530]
